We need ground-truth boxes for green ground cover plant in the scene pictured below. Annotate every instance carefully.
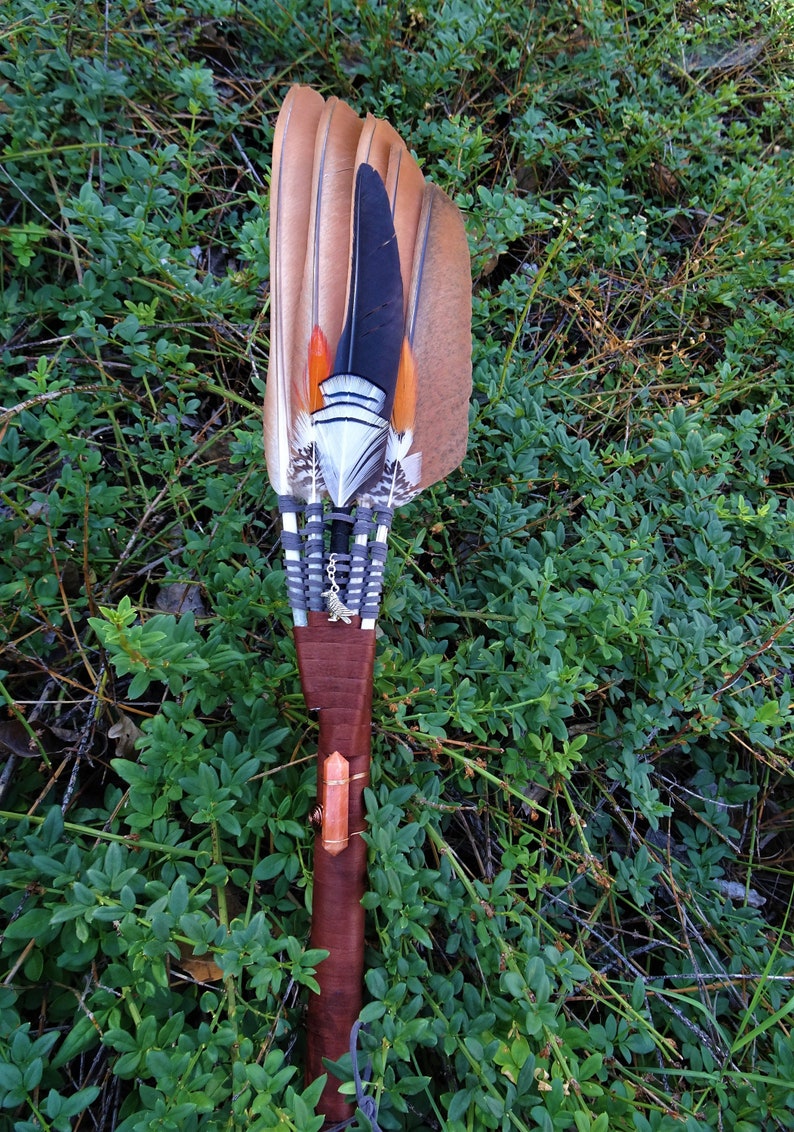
[1,0,793,1128]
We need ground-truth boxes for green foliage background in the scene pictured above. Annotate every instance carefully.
[1,1,793,1129]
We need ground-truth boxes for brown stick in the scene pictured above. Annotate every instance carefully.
[295,612,376,1125]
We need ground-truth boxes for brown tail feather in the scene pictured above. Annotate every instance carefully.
[264,85,324,495]
[406,183,472,490]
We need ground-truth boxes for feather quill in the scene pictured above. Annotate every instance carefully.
[263,85,473,1126]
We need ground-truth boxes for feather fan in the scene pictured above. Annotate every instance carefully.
[265,84,471,516]
[263,84,472,1129]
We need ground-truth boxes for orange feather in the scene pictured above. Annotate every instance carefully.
[307,325,331,413]
[391,338,417,434]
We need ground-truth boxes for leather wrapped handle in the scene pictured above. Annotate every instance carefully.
[295,612,376,1124]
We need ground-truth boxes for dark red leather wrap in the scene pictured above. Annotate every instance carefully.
[294,612,376,1125]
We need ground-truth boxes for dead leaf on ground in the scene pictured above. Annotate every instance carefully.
[176,944,224,984]
[0,719,64,759]
[649,161,682,199]
[108,712,143,757]
[155,582,207,617]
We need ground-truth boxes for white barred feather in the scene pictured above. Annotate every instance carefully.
[289,411,325,501]
[365,429,422,508]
